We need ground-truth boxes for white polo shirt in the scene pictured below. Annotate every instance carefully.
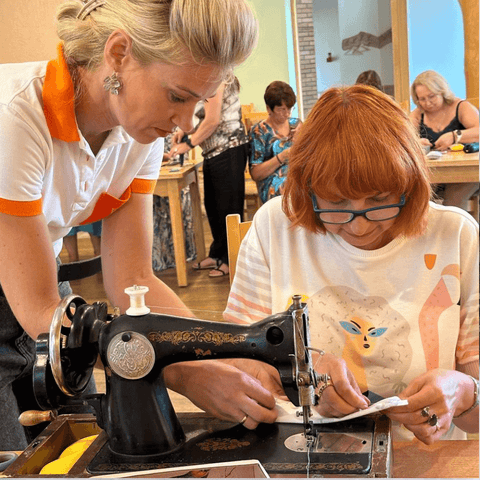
[0,44,163,256]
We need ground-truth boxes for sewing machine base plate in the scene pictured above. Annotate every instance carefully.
[87,414,391,477]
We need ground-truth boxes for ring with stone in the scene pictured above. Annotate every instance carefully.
[421,406,430,418]
[427,413,438,426]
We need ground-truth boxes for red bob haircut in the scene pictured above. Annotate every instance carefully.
[283,85,432,238]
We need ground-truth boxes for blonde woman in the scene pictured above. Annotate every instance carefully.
[410,70,479,210]
[0,0,279,450]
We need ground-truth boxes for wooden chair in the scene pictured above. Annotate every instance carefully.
[241,103,255,130]
[244,166,261,220]
[226,214,252,285]
[243,111,268,133]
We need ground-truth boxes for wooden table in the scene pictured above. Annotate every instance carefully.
[154,161,206,287]
[392,438,479,478]
[426,151,479,184]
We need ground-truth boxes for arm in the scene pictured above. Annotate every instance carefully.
[170,84,225,157]
[456,100,479,143]
[250,146,290,182]
[409,108,432,147]
[434,101,479,150]
[101,192,193,317]
[102,194,277,427]
[0,213,61,339]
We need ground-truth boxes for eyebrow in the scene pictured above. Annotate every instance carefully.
[174,85,217,100]
[175,85,202,99]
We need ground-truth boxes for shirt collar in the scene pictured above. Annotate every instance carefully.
[42,43,80,142]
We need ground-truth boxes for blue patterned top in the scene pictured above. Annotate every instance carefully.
[249,117,301,204]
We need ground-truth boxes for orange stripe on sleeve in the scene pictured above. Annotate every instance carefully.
[131,178,157,194]
[0,198,43,216]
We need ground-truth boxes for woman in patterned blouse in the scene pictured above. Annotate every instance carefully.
[249,81,302,204]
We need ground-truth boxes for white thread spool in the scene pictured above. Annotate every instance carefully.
[124,285,150,316]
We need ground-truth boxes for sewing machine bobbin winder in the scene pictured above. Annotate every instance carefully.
[4,288,392,477]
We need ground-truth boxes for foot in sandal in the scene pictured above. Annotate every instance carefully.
[209,262,229,278]
[192,257,221,270]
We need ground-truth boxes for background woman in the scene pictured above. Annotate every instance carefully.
[0,0,278,450]
[249,81,302,204]
[225,85,479,444]
[410,70,479,210]
[171,78,249,278]
[355,69,383,91]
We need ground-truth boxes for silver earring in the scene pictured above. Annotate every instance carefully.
[103,72,122,95]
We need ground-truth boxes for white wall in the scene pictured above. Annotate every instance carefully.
[312,0,394,94]
[313,0,342,94]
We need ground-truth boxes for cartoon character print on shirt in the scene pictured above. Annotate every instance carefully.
[308,286,412,398]
[420,254,461,370]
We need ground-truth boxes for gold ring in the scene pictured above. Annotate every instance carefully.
[316,376,334,401]
[421,406,430,418]
[240,415,248,425]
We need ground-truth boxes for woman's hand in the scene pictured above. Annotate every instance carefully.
[312,353,370,417]
[169,142,190,158]
[171,129,184,145]
[163,360,279,430]
[419,138,432,147]
[385,369,476,445]
[433,132,455,151]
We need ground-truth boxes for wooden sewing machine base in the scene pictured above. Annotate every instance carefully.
[4,413,392,478]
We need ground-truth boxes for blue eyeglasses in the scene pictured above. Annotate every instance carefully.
[311,194,406,224]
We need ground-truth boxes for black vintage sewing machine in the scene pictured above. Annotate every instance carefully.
[12,287,391,477]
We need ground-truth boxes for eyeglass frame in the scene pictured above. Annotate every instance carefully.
[311,194,406,224]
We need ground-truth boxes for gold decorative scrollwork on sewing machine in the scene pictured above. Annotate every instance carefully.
[148,329,247,346]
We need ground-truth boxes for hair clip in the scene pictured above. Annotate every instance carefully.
[77,0,107,21]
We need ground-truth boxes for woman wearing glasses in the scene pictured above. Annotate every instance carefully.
[409,70,479,210]
[225,85,479,444]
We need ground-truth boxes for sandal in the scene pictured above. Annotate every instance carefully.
[192,258,221,271]
[208,263,229,278]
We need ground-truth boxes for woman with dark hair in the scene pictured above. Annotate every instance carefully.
[355,70,383,91]
[249,81,302,204]
[225,85,479,445]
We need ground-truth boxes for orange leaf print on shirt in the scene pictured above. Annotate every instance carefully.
[418,263,460,370]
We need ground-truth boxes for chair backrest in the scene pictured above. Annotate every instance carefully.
[58,256,102,282]
[243,111,268,132]
[226,214,252,285]
[241,103,255,125]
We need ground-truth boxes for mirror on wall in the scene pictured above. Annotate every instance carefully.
[291,0,475,115]
[312,0,394,97]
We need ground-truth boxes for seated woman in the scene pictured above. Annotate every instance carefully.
[409,70,479,211]
[249,81,302,204]
[225,85,479,444]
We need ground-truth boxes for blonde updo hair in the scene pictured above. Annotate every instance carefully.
[411,70,456,107]
[56,0,258,78]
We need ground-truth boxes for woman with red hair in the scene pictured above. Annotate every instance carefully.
[225,85,479,444]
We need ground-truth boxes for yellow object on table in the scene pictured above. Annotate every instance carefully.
[39,434,98,475]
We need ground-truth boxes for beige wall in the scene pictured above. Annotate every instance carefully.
[0,0,62,63]
[3,0,290,111]
[235,0,291,111]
